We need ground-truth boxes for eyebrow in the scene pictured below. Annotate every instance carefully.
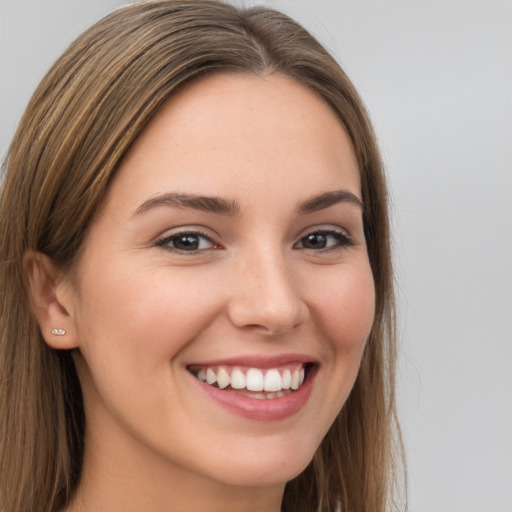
[297,189,364,213]
[133,192,241,217]
[133,189,363,218]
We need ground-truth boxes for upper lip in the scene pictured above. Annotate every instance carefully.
[185,353,317,369]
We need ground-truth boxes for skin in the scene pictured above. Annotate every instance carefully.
[30,73,375,512]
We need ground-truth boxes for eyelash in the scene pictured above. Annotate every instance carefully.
[155,230,218,254]
[155,227,353,254]
[294,228,353,252]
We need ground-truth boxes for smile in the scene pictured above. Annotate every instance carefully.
[187,363,310,399]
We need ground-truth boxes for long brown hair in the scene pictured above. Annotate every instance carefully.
[0,1,405,511]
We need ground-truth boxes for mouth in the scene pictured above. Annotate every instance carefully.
[187,362,314,400]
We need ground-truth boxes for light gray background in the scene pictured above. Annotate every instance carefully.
[1,1,511,511]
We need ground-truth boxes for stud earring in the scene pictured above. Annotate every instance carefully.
[51,328,67,336]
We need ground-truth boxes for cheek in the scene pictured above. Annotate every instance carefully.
[71,268,222,427]
[123,269,227,354]
[73,264,227,380]
[312,262,376,353]
[296,261,375,446]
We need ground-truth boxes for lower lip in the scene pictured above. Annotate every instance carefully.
[190,369,316,421]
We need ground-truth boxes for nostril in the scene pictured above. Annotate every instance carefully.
[227,297,309,335]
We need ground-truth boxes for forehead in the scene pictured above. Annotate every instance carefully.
[107,72,361,211]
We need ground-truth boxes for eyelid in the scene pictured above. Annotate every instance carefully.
[299,224,350,237]
[153,224,353,255]
[294,225,353,251]
[155,227,222,253]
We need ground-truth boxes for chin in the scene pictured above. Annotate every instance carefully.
[200,432,320,488]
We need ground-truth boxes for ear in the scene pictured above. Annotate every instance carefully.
[24,251,79,349]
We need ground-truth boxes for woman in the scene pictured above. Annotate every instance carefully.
[0,1,404,511]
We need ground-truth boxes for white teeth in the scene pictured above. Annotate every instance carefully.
[230,368,246,389]
[264,369,282,392]
[282,369,291,389]
[217,367,230,389]
[206,368,217,385]
[192,364,309,394]
[246,368,264,391]
[290,369,300,390]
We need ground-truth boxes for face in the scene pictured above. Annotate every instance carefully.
[66,74,375,491]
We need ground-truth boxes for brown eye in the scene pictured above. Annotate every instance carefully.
[301,233,328,249]
[296,230,352,251]
[156,232,216,252]
[172,234,201,250]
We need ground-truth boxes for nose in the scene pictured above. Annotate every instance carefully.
[227,249,309,336]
